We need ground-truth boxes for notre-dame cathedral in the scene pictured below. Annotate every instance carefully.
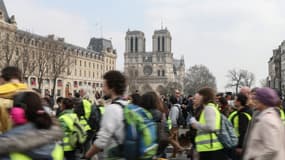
[124,28,185,94]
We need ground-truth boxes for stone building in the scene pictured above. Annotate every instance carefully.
[124,28,185,95]
[268,41,284,92]
[0,0,116,101]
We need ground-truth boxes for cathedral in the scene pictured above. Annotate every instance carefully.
[124,28,185,95]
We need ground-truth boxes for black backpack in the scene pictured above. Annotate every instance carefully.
[88,104,102,132]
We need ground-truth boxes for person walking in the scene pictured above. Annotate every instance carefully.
[228,93,252,160]
[0,91,63,160]
[85,70,128,159]
[58,98,80,160]
[243,87,285,160]
[189,87,228,160]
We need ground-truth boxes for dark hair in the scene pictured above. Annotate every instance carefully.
[103,70,126,95]
[169,96,178,104]
[198,87,216,105]
[43,96,52,108]
[74,92,80,98]
[236,93,248,106]
[1,66,22,81]
[62,98,74,109]
[219,97,228,106]
[130,93,141,105]
[140,92,165,113]
[13,92,52,129]
[56,97,64,104]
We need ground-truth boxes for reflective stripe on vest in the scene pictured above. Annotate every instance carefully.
[228,111,252,136]
[59,113,78,151]
[195,103,223,152]
[10,144,63,160]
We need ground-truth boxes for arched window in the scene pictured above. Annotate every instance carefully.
[135,37,138,52]
[130,37,134,52]
[158,36,161,51]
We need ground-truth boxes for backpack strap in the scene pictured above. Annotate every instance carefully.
[110,101,125,145]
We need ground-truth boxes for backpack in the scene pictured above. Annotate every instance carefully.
[215,113,238,149]
[174,104,185,126]
[111,102,158,160]
[87,104,102,131]
[62,114,87,148]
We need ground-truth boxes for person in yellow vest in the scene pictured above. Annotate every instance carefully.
[0,91,63,160]
[189,87,227,160]
[228,93,252,160]
[97,99,105,115]
[58,98,79,160]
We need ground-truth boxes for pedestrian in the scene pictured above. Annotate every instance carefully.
[58,98,80,160]
[243,87,285,160]
[0,66,63,155]
[140,92,169,159]
[228,93,252,160]
[218,97,231,117]
[168,96,185,158]
[56,97,64,117]
[85,70,128,159]
[189,87,228,160]
[0,91,64,159]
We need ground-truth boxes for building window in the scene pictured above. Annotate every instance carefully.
[75,69,77,76]
[57,89,61,96]
[93,72,95,78]
[74,81,78,88]
[97,64,99,69]
[75,60,77,65]
[84,71,86,77]
[162,36,165,52]
[89,71,91,78]
[79,81,82,86]
[130,37,134,52]
[162,70,165,76]
[93,63,95,69]
[89,62,91,67]
[158,36,160,51]
[158,70,160,76]
[57,80,63,87]
[79,70,82,76]
[80,60,82,66]
[84,61,86,67]
[135,37,138,52]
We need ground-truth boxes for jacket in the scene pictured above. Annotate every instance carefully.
[0,119,63,155]
[243,107,285,160]
[0,83,28,99]
[0,123,61,159]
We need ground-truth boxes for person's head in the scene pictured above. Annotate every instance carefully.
[169,95,178,105]
[175,89,181,98]
[74,92,80,98]
[13,91,52,129]
[198,87,216,105]
[141,91,165,113]
[253,87,279,111]
[43,96,52,108]
[188,95,193,100]
[240,86,251,98]
[218,97,228,107]
[56,97,63,107]
[1,66,22,82]
[193,93,202,108]
[234,93,248,109]
[129,93,141,106]
[61,98,74,110]
[103,70,126,99]
[225,92,232,100]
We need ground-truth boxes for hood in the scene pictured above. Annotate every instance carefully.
[0,83,28,99]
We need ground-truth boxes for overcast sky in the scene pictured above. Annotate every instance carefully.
[5,0,285,91]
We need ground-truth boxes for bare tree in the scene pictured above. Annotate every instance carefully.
[260,78,267,87]
[165,82,182,96]
[34,51,51,90]
[184,64,217,95]
[0,33,18,68]
[226,69,255,94]
[49,45,74,97]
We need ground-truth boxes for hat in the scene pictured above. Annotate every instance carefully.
[254,87,279,106]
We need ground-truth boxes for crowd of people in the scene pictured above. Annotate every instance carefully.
[0,66,285,160]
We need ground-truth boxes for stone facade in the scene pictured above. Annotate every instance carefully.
[268,41,284,92]
[0,0,116,101]
[124,28,185,95]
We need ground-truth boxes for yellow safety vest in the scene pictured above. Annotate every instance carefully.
[195,103,223,152]
[10,144,63,160]
[79,100,92,132]
[59,113,79,151]
[167,117,172,130]
[228,111,252,136]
